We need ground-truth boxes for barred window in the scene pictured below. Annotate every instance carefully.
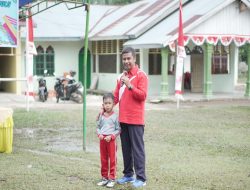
[34,46,45,76]
[212,45,229,74]
[34,45,55,76]
[45,46,55,75]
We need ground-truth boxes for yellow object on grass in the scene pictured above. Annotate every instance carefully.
[0,108,14,153]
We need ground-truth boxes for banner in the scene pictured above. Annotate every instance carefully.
[175,0,186,97]
[26,9,36,98]
[0,0,18,47]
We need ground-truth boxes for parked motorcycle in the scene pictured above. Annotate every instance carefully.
[38,77,48,102]
[54,71,83,103]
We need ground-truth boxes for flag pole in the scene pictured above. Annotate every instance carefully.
[25,9,30,112]
[83,1,90,151]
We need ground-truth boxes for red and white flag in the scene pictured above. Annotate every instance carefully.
[175,0,186,99]
[27,10,37,55]
[26,9,36,99]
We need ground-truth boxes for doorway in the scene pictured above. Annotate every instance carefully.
[0,48,17,93]
[191,46,204,93]
[78,47,91,89]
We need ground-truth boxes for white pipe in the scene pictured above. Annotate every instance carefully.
[0,78,27,81]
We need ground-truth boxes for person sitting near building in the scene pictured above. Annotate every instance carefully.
[184,71,191,90]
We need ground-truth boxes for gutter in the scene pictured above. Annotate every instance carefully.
[20,37,83,42]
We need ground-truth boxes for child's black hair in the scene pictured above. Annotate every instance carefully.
[103,92,114,102]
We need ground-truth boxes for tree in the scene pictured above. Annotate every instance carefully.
[239,44,247,62]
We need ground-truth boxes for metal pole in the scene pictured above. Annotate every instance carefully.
[83,1,90,151]
[25,9,30,112]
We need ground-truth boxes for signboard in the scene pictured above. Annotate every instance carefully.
[0,0,18,47]
[19,0,32,8]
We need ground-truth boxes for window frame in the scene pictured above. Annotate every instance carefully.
[34,45,55,76]
[212,45,230,74]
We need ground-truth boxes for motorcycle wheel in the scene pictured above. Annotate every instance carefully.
[70,92,83,104]
[39,91,45,102]
[56,94,60,103]
[75,95,83,103]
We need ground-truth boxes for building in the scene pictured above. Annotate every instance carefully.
[1,0,250,98]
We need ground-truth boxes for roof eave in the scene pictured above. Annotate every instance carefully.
[89,35,130,41]
[21,37,83,42]
[124,42,164,49]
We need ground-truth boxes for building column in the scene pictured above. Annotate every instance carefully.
[160,48,169,99]
[232,43,239,85]
[245,44,250,97]
[139,48,144,71]
[204,43,213,99]
[116,40,120,74]
[16,31,22,94]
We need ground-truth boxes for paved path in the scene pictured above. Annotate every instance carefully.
[0,88,249,111]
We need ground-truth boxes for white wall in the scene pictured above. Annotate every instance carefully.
[94,73,118,92]
[21,41,84,94]
[190,1,250,35]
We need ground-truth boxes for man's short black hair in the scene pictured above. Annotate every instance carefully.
[121,46,136,58]
[103,92,114,102]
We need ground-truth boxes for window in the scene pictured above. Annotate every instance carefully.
[212,45,229,74]
[34,46,45,76]
[34,45,55,76]
[93,55,96,73]
[45,46,55,75]
[168,52,176,75]
[99,54,117,73]
[148,49,161,75]
[151,47,190,75]
[93,40,117,73]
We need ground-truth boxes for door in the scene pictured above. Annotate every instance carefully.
[78,48,91,89]
[191,48,204,93]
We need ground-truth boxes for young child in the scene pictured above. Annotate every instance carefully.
[96,93,121,188]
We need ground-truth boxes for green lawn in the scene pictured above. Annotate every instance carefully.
[0,102,250,190]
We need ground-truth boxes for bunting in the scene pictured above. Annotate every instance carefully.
[169,34,250,52]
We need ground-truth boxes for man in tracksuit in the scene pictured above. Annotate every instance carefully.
[113,47,148,188]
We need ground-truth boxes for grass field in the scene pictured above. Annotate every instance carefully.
[0,101,250,190]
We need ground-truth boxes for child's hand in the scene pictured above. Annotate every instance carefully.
[98,135,104,140]
[100,105,105,114]
[96,106,105,121]
[104,135,111,142]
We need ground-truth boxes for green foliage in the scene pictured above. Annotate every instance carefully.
[239,44,248,62]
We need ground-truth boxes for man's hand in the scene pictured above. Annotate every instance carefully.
[121,75,131,87]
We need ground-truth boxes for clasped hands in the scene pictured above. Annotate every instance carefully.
[99,135,112,142]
